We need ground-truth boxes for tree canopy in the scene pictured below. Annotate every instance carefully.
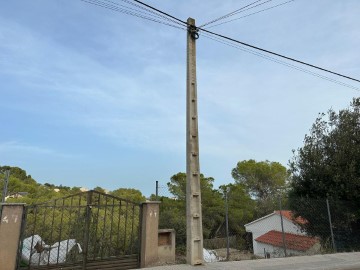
[232,160,288,199]
[0,166,145,205]
[289,98,360,250]
[219,183,255,236]
[158,172,257,251]
[166,172,224,239]
[289,98,360,200]
[231,159,288,217]
[110,188,146,203]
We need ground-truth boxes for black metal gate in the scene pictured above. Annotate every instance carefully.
[17,190,141,270]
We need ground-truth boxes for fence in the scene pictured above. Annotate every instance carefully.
[150,180,360,262]
[203,196,360,261]
[18,190,141,269]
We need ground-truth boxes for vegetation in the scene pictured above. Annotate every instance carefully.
[0,167,143,263]
[0,162,288,254]
[157,168,285,252]
[0,166,145,205]
[289,98,360,251]
[231,159,288,218]
[3,96,360,255]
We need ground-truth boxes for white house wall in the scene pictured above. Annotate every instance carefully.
[245,214,304,256]
[257,242,304,258]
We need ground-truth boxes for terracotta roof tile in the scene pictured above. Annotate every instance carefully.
[275,210,307,225]
[255,230,318,251]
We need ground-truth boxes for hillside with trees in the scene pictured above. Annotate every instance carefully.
[1,161,290,254]
[0,166,145,204]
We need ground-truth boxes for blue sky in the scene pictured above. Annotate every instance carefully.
[0,0,359,196]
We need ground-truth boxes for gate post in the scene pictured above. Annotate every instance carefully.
[0,203,25,270]
[140,201,160,268]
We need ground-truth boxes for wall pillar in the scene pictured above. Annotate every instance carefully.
[0,204,25,270]
[140,201,160,268]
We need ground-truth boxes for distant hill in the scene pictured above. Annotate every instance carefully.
[0,166,145,204]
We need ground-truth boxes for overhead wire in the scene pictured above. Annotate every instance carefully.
[80,0,187,30]
[205,0,295,29]
[81,0,360,88]
[83,0,175,24]
[108,0,185,26]
[199,28,360,83]
[132,0,188,25]
[199,0,273,28]
[100,0,169,21]
[201,32,360,91]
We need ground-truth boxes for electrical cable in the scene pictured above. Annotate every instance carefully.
[81,0,360,86]
[205,0,295,29]
[131,0,188,25]
[80,0,186,30]
[85,0,174,23]
[108,0,185,26]
[201,33,359,91]
[199,0,272,28]
[199,28,360,83]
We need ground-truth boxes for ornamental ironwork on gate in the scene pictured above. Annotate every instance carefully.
[17,190,141,270]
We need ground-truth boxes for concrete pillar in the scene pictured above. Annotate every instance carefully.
[0,204,25,270]
[158,229,175,264]
[140,201,160,268]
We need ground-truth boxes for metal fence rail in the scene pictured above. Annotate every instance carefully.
[18,190,141,270]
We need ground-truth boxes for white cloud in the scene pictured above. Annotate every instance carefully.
[0,141,78,159]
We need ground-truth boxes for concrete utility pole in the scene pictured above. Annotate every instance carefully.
[186,17,203,266]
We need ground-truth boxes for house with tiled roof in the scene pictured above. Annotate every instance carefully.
[244,210,320,258]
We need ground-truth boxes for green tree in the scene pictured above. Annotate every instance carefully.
[1,165,143,259]
[158,197,187,249]
[231,159,288,217]
[216,183,256,250]
[161,172,225,249]
[110,188,145,203]
[93,186,106,193]
[289,98,360,250]
[219,184,255,235]
[167,172,188,200]
[2,166,37,186]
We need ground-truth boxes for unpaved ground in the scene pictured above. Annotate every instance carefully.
[214,248,258,261]
[149,248,256,267]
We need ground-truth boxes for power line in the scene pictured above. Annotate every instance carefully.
[81,0,360,86]
[80,0,186,30]
[84,0,173,23]
[82,0,154,18]
[100,0,171,21]
[205,0,295,29]
[108,0,185,26]
[132,0,188,25]
[199,0,273,28]
[201,33,360,91]
[199,28,360,83]
[201,33,358,90]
